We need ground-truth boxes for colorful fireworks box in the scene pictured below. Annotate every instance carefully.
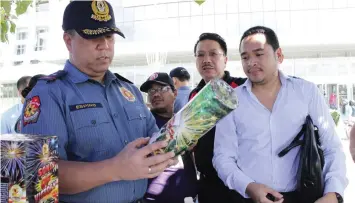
[149,79,238,155]
[0,134,59,203]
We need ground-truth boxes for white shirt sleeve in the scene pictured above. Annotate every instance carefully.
[307,82,348,197]
[213,111,254,198]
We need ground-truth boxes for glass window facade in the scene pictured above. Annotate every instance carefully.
[114,0,355,46]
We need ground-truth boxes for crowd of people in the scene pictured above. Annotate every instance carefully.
[0,1,352,203]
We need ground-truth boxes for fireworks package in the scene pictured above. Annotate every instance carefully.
[1,134,59,203]
[149,79,238,156]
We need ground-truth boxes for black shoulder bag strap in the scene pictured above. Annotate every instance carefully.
[278,125,305,157]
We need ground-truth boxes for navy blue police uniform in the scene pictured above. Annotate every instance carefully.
[21,1,158,203]
[22,62,158,203]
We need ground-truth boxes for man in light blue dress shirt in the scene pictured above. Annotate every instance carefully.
[0,76,30,134]
[169,67,191,113]
[213,26,347,203]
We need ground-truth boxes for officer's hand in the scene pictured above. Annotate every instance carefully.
[246,182,284,203]
[111,137,177,181]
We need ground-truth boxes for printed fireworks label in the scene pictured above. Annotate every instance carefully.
[149,79,238,155]
[1,134,59,203]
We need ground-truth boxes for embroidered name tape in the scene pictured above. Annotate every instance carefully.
[69,103,103,111]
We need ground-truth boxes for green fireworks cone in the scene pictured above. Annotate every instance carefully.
[149,79,238,156]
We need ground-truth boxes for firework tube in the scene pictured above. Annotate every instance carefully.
[149,78,238,156]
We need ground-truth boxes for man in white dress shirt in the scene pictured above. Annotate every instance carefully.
[213,26,347,203]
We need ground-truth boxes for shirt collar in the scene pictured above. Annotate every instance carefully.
[196,71,232,89]
[279,70,290,86]
[178,86,191,91]
[64,60,90,84]
[64,60,117,84]
[104,70,117,86]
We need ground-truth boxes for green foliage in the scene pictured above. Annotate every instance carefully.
[1,1,12,14]
[194,0,206,6]
[1,0,33,43]
[1,20,9,42]
[331,111,340,126]
[10,20,16,33]
[15,0,32,16]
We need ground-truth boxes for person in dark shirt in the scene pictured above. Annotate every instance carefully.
[189,33,246,203]
[140,72,198,203]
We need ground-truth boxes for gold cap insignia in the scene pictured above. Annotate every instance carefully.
[91,0,112,22]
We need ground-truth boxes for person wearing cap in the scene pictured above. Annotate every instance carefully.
[188,33,247,203]
[21,1,177,203]
[140,72,197,203]
[169,67,191,113]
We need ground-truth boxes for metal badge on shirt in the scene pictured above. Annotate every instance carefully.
[119,87,135,102]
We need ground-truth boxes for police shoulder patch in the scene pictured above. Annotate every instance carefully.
[40,70,68,83]
[23,96,41,126]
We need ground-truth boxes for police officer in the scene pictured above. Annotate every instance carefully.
[21,1,176,203]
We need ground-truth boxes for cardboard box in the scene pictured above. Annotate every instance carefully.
[0,134,59,203]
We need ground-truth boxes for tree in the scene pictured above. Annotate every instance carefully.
[194,0,206,5]
[0,0,34,43]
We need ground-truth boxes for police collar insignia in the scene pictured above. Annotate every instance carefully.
[24,96,41,126]
[120,87,135,102]
[91,0,111,22]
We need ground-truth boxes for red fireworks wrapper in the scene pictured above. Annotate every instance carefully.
[0,134,59,203]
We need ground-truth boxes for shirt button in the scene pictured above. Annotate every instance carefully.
[124,140,128,144]
[113,113,118,117]
[91,120,96,125]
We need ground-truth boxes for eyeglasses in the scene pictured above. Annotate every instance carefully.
[148,86,171,95]
[195,51,225,59]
